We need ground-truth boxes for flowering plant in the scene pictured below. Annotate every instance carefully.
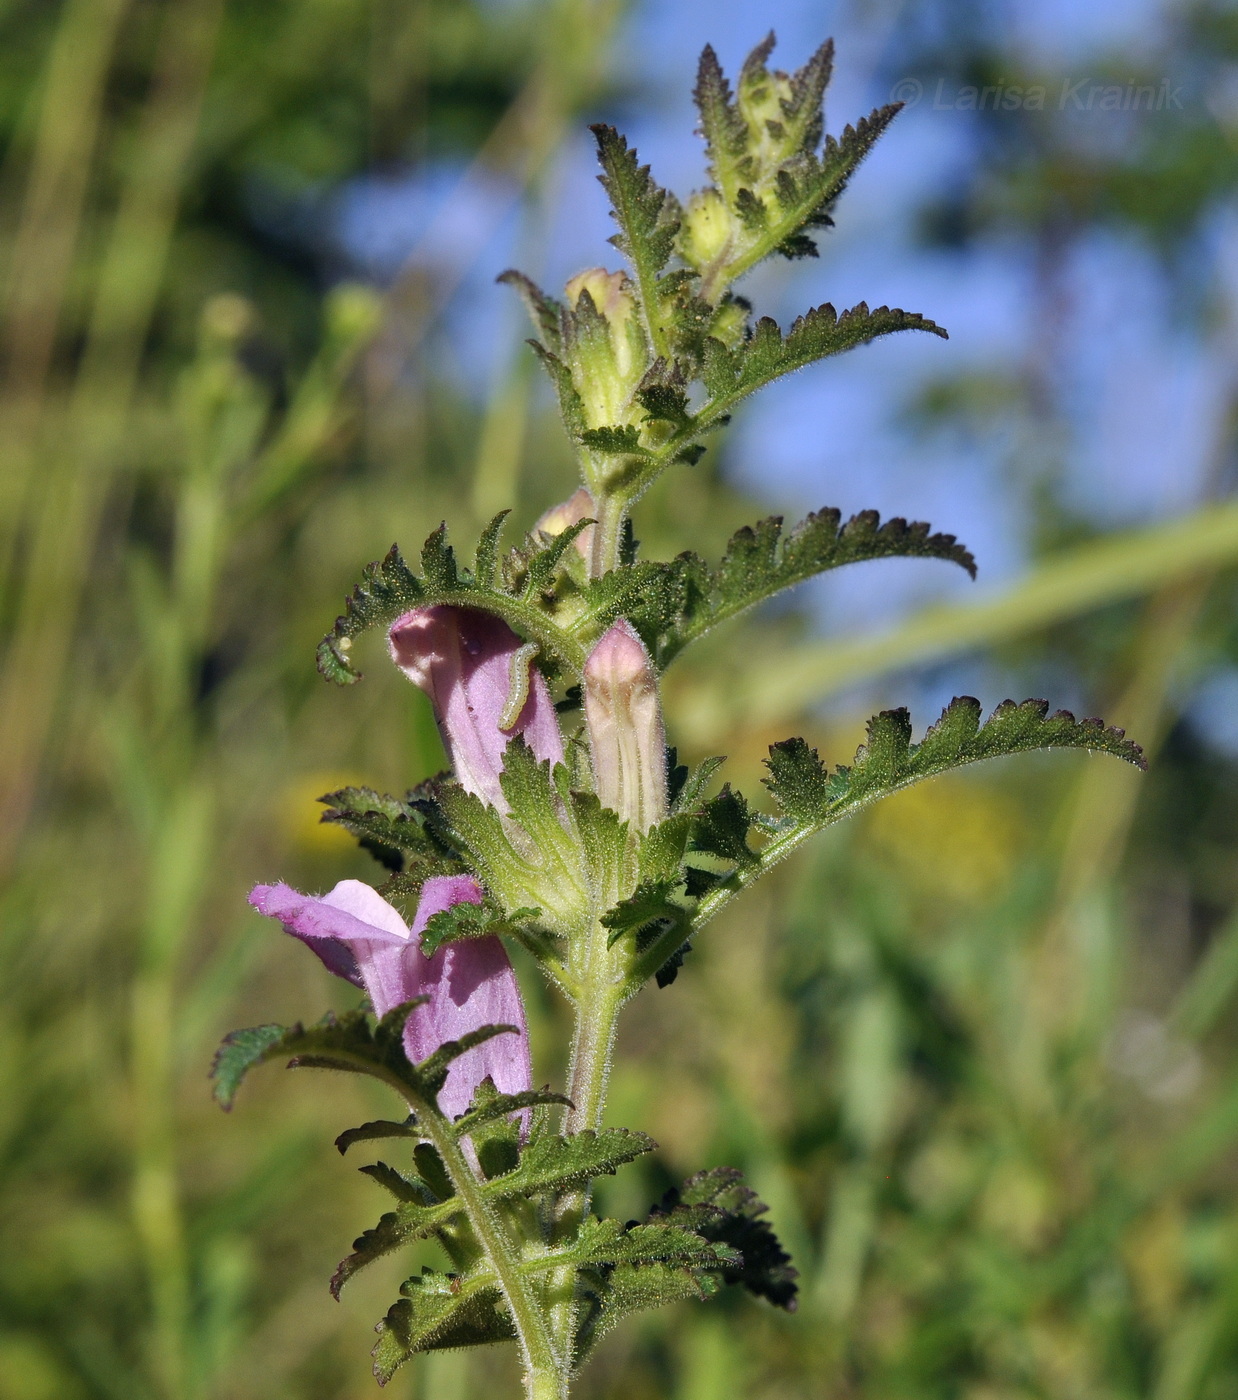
[213,36,1142,1400]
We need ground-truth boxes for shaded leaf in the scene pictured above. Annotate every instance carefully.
[691,786,759,868]
[652,1167,798,1309]
[336,1118,419,1155]
[497,269,563,348]
[373,1270,514,1381]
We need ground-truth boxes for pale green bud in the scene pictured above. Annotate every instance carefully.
[564,268,647,426]
[710,300,749,350]
[678,188,733,272]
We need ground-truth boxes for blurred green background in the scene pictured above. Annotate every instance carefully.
[4,1,1238,1397]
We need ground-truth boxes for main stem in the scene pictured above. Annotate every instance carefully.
[547,914,626,1363]
[589,488,628,579]
[419,1105,567,1400]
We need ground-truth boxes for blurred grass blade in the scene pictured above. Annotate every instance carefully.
[1171,903,1238,1040]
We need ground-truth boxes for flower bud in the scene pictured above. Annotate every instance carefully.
[709,299,749,350]
[564,267,646,427]
[565,267,633,328]
[678,188,732,272]
[583,619,667,832]
[533,487,595,562]
[389,606,563,812]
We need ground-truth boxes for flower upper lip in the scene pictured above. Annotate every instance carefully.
[388,604,564,812]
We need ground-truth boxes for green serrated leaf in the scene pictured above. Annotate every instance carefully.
[652,1166,799,1309]
[636,380,692,429]
[342,1126,656,1296]
[487,1127,655,1198]
[637,813,692,883]
[497,269,564,348]
[452,1079,573,1141]
[336,1118,420,1155]
[498,740,577,849]
[590,124,678,358]
[693,44,749,203]
[601,879,689,947]
[835,696,1146,811]
[763,737,829,822]
[373,1269,514,1380]
[636,507,972,665]
[332,1205,454,1299]
[419,522,459,593]
[671,755,727,813]
[360,1161,437,1205]
[431,782,582,937]
[575,1260,721,1360]
[431,741,633,951]
[413,1142,455,1202]
[721,104,905,288]
[211,998,477,1113]
[673,697,1146,952]
[316,523,590,687]
[782,39,834,155]
[527,339,587,437]
[521,518,594,598]
[577,558,695,651]
[532,1216,736,1273]
[691,786,759,868]
[615,305,947,504]
[318,786,460,879]
[415,1025,520,1101]
[316,544,423,684]
[579,424,649,457]
[473,509,510,588]
[417,897,491,956]
[211,1024,287,1110]
[696,303,947,435]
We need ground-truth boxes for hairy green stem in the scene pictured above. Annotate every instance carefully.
[564,984,623,1137]
[589,490,629,579]
[418,1100,568,1399]
[546,919,626,1361]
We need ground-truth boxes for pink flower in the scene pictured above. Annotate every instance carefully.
[388,605,564,811]
[249,875,531,1119]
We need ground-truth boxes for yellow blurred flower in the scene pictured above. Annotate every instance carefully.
[864,774,1023,905]
[280,773,367,855]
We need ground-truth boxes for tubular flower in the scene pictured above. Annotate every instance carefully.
[583,618,667,832]
[388,605,564,812]
[249,875,531,1119]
